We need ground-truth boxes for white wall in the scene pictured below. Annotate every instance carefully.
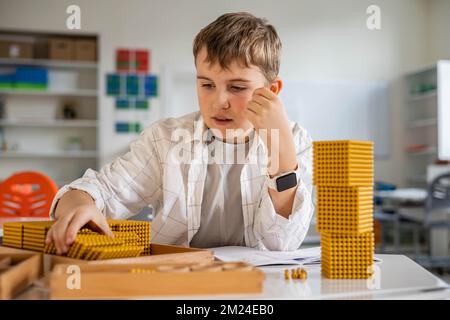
[0,0,440,186]
[429,0,450,61]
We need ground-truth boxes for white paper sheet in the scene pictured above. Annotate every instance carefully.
[211,246,322,267]
[211,246,382,267]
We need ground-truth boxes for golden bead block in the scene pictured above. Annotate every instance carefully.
[108,219,151,256]
[313,140,373,187]
[3,219,152,260]
[316,186,374,234]
[321,232,374,279]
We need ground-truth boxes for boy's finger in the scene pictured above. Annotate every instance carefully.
[45,227,53,244]
[53,218,72,253]
[251,95,268,108]
[250,95,263,106]
[243,109,257,126]
[253,87,276,101]
[89,214,114,238]
[65,212,90,244]
[242,108,252,116]
[247,101,262,114]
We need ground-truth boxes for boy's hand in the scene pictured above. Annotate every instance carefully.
[244,87,290,134]
[45,204,114,255]
[244,87,298,176]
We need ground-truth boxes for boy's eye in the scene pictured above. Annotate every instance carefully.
[201,83,214,89]
[230,86,246,92]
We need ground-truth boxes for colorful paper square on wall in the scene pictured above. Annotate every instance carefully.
[107,74,121,96]
[126,74,139,96]
[145,75,158,97]
[115,122,142,133]
[135,99,149,110]
[116,49,132,72]
[135,50,149,73]
[116,99,130,109]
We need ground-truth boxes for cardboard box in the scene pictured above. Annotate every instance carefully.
[0,253,42,299]
[74,39,96,61]
[0,35,34,59]
[48,38,75,60]
[49,261,264,299]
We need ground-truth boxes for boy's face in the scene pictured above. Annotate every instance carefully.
[195,47,267,142]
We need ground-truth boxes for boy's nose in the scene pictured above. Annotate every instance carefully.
[213,92,230,109]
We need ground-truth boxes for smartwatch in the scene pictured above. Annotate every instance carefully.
[267,168,300,192]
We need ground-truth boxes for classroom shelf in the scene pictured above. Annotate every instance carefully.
[405,146,437,156]
[0,29,100,186]
[404,64,437,77]
[0,88,98,97]
[0,57,98,69]
[407,91,437,102]
[407,118,437,128]
[0,119,98,128]
[403,60,450,188]
[0,150,98,159]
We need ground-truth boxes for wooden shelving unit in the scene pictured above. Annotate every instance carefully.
[0,88,98,97]
[0,30,99,187]
[403,60,450,187]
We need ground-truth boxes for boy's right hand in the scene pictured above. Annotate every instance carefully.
[45,203,114,255]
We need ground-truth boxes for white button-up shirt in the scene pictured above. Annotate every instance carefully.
[49,111,314,251]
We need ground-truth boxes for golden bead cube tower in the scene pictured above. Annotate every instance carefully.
[313,140,375,279]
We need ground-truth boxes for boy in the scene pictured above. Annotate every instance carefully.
[46,12,313,254]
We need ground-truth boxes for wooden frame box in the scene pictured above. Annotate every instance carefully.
[0,253,42,299]
[49,261,265,299]
[46,243,213,269]
[0,244,214,274]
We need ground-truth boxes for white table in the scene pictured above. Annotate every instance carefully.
[17,254,449,300]
[255,254,449,299]
[183,254,449,300]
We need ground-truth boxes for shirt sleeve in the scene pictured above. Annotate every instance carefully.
[252,123,314,251]
[49,126,164,220]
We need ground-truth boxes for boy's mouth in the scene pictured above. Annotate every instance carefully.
[212,116,233,126]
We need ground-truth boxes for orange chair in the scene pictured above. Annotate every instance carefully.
[0,171,58,218]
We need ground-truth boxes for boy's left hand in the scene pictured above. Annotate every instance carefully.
[244,87,290,135]
[244,87,298,176]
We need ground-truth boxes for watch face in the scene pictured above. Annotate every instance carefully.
[276,172,298,192]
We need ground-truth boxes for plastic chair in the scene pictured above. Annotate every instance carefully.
[425,173,450,255]
[426,173,450,221]
[373,181,401,253]
[0,171,58,218]
[412,173,450,270]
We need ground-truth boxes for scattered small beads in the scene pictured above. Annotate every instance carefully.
[284,267,307,280]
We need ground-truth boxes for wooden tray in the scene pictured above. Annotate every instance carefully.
[49,261,265,299]
[0,253,42,299]
[0,244,214,274]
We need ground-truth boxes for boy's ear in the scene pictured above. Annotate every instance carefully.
[269,78,283,95]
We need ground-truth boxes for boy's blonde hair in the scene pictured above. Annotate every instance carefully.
[193,12,282,83]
